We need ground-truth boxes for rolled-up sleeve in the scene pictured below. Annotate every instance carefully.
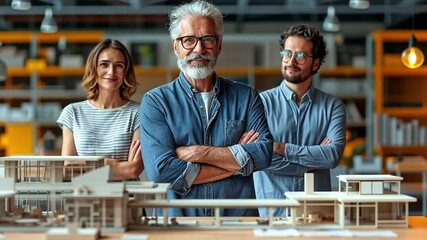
[170,162,200,195]
[140,92,199,195]
[228,145,253,176]
[235,89,273,172]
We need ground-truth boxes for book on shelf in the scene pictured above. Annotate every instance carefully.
[375,113,427,147]
[386,155,427,172]
[130,42,157,67]
[345,101,363,122]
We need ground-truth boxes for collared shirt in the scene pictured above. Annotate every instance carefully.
[140,72,272,216]
[253,81,346,217]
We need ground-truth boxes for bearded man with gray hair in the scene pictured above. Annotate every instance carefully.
[140,0,272,217]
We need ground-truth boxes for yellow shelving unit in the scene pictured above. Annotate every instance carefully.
[0,31,104,155]
[0,123,33,155]
[371,30,427,164]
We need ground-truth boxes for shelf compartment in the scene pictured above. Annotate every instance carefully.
[383,107,427,118]
[37,90,86,99]
[320,66,366,77]
[0,90,32,99]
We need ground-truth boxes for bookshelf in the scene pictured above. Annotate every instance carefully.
[0,31,104,155]
[363,31,427,212]
[367,30,427,172]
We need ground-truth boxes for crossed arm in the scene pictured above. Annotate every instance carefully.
[61,127,144,180]
[104,130,144,180]
[272,138,332,172]
[273,138,332,156]
[175,130,259,184]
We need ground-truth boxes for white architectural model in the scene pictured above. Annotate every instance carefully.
[0,155,170,234]
[0,177,15,218]
[0,155,105,216]
[0,155,419,237]
[285,173,417,229]
[65,166,128,231]
[1,155,105,183]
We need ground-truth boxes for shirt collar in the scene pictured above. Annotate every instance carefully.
[177,71,220,98]
[280,80,316,102]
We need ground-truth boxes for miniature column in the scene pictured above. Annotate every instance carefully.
[304,173,314,194]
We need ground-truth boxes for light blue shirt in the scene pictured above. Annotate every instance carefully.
[253,81,346,217]
[140,72,272,216]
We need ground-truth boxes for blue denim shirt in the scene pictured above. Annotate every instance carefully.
[253,82,346,217]
[140,72,272,216]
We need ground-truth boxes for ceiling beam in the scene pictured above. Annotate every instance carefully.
[1,4,427,16]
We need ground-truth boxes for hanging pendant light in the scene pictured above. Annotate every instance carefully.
[349,0,370,9]
[322,6,340,32]
[0,41,7,81]
[401,35,424,69]
[0,59,7,81]
[401,0,424,69]
[11,0,31,11]
[40,8,58,33]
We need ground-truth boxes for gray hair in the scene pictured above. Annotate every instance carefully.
[168,0,224,39]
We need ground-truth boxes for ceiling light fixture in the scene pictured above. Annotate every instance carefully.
[401,0,424,69]
[349,0,370,9]
[11,0,32,11]
[0,58,7,81]
[322,6,340,32]
[40,8,58,33]
[0,41,6,81]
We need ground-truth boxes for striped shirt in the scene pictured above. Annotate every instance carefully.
[57,100,140,161]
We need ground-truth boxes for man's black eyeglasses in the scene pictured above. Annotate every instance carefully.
[280,49,313,65]
[176,35,219,50]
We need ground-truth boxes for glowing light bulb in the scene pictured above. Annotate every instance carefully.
[401,35,425,69]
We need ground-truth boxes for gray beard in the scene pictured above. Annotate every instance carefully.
[177,54,217,80]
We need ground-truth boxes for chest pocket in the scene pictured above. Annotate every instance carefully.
[225,120,246,145]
